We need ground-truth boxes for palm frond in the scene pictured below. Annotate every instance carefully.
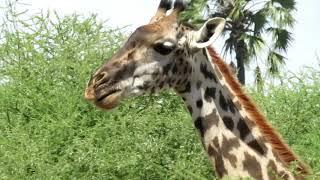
[267,27,293,52]
[243,33,265,60]
[222,35,235,56]
[271,0,296,10]
[209,0,234,15]
[264,2,295,28]
[206,0,295,85]
[267,50,286,76]
[180,0,207,26]
[252,9,268,35]
[254,66,264,92]
[228,0,247,20]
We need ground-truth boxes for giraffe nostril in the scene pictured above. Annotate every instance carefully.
[96,72,106,82]
[94,72,109,87]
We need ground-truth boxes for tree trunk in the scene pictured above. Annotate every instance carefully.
[235,39,247,85]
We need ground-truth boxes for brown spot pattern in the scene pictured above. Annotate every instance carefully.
[215,155,227,177]
[204,110,219,127]
[247,138,267,155]
[222,116,234,131]
[219,90,228,111]
[204,87,216,102]
[208,145,216,157]
[237,118,251,140]
[221,136,240,168]
[194,111,219,138]
[207,143,227,177]
[212,137,219,148]
[207,47,310,174]
[187,105,193,114]
[242,152,263,179]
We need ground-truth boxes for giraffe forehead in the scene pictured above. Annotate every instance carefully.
[122,21,194,52]
[129,22,178,43]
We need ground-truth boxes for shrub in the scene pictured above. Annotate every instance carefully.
[0,4,319,179]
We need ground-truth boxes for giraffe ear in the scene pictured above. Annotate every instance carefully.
[190,17,226,49]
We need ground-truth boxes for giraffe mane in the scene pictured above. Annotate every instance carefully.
[206,47,311,175]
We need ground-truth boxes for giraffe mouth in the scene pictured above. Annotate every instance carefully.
[96,88,121,101]
[93,85,123,110]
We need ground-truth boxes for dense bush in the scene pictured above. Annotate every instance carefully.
[252,70,320,176]
[0,8,213,179]
[0,7,319,179]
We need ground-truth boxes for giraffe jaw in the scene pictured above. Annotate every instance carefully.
[84,85,123,110]
[94,90,122,110]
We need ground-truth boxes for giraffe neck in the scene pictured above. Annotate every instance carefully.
[176,48,297,179]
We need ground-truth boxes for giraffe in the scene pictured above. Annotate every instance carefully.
[84,0,311,179]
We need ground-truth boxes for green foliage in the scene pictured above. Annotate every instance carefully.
[271,0,296,10]
[180,0,207,26]
[251,68,320,177]
[0,5,213,180]
[1,4,319,180]
[267,27,293,52]
[267,50,286,76]
[252,10,267,36]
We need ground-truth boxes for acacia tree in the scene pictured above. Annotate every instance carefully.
[182,0,296,86]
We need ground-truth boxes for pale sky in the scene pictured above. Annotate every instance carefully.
[1,0,319,83]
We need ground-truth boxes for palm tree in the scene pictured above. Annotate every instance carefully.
[182,0,296,86]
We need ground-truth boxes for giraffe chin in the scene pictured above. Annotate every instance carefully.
[94,91,122,110]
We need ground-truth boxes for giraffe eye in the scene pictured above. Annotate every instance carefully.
[153,41,176,55]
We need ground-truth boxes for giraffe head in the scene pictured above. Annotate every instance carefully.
[84,0,226,109]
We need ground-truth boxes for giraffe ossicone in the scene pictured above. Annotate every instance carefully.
[84,0,311,179]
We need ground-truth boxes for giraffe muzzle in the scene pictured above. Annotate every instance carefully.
[84,70,123,110]
[95,84,121,102]
[94,88,122,110]
[84,85,123,110]
[84,76,124,110]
